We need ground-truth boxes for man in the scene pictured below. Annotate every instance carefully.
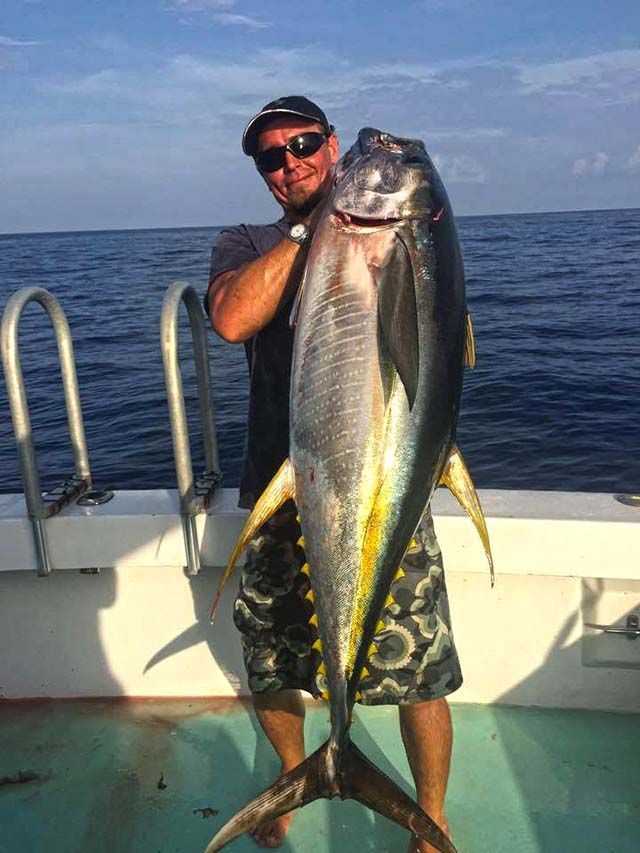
[206,96,461,853]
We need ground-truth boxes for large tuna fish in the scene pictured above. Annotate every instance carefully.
[206,127,493,853]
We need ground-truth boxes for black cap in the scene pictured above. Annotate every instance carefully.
[242,96,332,156]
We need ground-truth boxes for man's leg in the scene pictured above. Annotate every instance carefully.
[356,511,459,852]
[250,689,306,848]
[399,697,453,853]
[253,688,306,770]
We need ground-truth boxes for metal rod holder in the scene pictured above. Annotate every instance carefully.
[161,281,221,576]
[1,287,92,575]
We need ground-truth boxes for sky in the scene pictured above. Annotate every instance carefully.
[2,0,640,233]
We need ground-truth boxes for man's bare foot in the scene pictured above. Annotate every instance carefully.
[407,816,451,853]
[250,811,295,849]
[249,763,301,849]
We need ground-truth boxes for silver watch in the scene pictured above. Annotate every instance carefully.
[287,222,310,246]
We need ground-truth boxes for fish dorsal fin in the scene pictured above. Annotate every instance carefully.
[439,446,494,585]
[464,311,476,368]
[209,458,296,621]
[377,235,419,409]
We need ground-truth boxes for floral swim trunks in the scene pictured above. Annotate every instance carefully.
[233,507,463,705]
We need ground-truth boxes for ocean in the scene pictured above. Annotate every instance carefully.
[1,208,639,498]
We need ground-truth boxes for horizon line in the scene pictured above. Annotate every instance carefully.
[1,204,639,238]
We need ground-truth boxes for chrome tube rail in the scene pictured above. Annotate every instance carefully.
[1,287,92,575]
[161,281,221,576]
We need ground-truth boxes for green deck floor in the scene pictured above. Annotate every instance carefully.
[0,699,638,853]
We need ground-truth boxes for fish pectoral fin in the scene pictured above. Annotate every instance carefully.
[464,310,476,368]
[376,235,419,409]
[440,445,495,586]
[208,458,296,621]
[341,741,457,853]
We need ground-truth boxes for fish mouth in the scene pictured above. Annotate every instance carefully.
[333,210,402,230]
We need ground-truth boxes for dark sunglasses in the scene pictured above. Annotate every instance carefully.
[255,130,332,173]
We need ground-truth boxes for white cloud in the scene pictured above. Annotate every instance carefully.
[518,49,640,102]
[213,12,269,29]
[572,152,609,177]
[433,153,486,184]
[627,145,640,172]
[0,36,40,47]
[422,127,507,142]
[168,0,269,29]
[170,0,234,9]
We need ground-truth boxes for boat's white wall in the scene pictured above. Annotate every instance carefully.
[0,488,638,711]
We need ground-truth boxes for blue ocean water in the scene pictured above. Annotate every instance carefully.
[1,209,639,497]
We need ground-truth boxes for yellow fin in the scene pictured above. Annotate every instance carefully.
[360,666,370,679]
[440,445,494,585]
[395,566,406,580]
[317,662,326,676]
[355,691,363,701]
[297,535,305,547]
[300,562,310,576]
[375,620,386,635]
[209,458,295,621]
[368,643,378,658]
[384,594,395,609]
[464,311,476,368]
[305,588,315,603]
[309,613,319,627]
[320,690,330,701]
[312,638,323,653]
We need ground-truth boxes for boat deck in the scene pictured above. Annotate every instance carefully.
[1,699,638,853]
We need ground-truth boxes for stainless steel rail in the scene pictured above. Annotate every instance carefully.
[586,615,640,640]
[1,287,92,575]
[161,281,221,576]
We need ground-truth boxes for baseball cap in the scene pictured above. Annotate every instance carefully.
[242,96,333,156]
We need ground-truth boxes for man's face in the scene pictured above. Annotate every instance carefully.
[256,117,340,215]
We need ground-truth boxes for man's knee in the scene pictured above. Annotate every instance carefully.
[253,688,306,716]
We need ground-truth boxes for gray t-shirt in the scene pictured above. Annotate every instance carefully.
[206,219,295,508]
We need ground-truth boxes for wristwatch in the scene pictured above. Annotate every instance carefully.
[287,222,310,246]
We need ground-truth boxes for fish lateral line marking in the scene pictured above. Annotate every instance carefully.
[303,327,369,351]
[295,379,366,402]
[347,398,396,670]
[305,292,365,319]
[299,354,367,380]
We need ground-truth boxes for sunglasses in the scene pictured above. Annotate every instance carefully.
[255,130,331,173]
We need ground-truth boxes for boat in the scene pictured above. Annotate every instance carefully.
[1,284,639,852]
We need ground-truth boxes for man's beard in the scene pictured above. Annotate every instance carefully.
[287,184,326,217]
[287,170,334,217]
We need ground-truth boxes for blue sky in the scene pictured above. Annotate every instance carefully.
[2,0,639,232]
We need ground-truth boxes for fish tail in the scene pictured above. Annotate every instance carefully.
[203,740,337,852]
[204,738,456,853]
[340,740,457,853]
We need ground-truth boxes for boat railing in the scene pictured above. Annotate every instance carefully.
[160,281,222,576]
[1,286,93,575]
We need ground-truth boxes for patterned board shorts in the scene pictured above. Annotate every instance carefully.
[233,508,463,705]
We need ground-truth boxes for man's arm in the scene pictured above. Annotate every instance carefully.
[208,238,305,343]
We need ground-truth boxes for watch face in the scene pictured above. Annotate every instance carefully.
[290,223,308,242]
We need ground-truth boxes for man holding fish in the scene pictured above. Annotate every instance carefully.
[205,96,482,853]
